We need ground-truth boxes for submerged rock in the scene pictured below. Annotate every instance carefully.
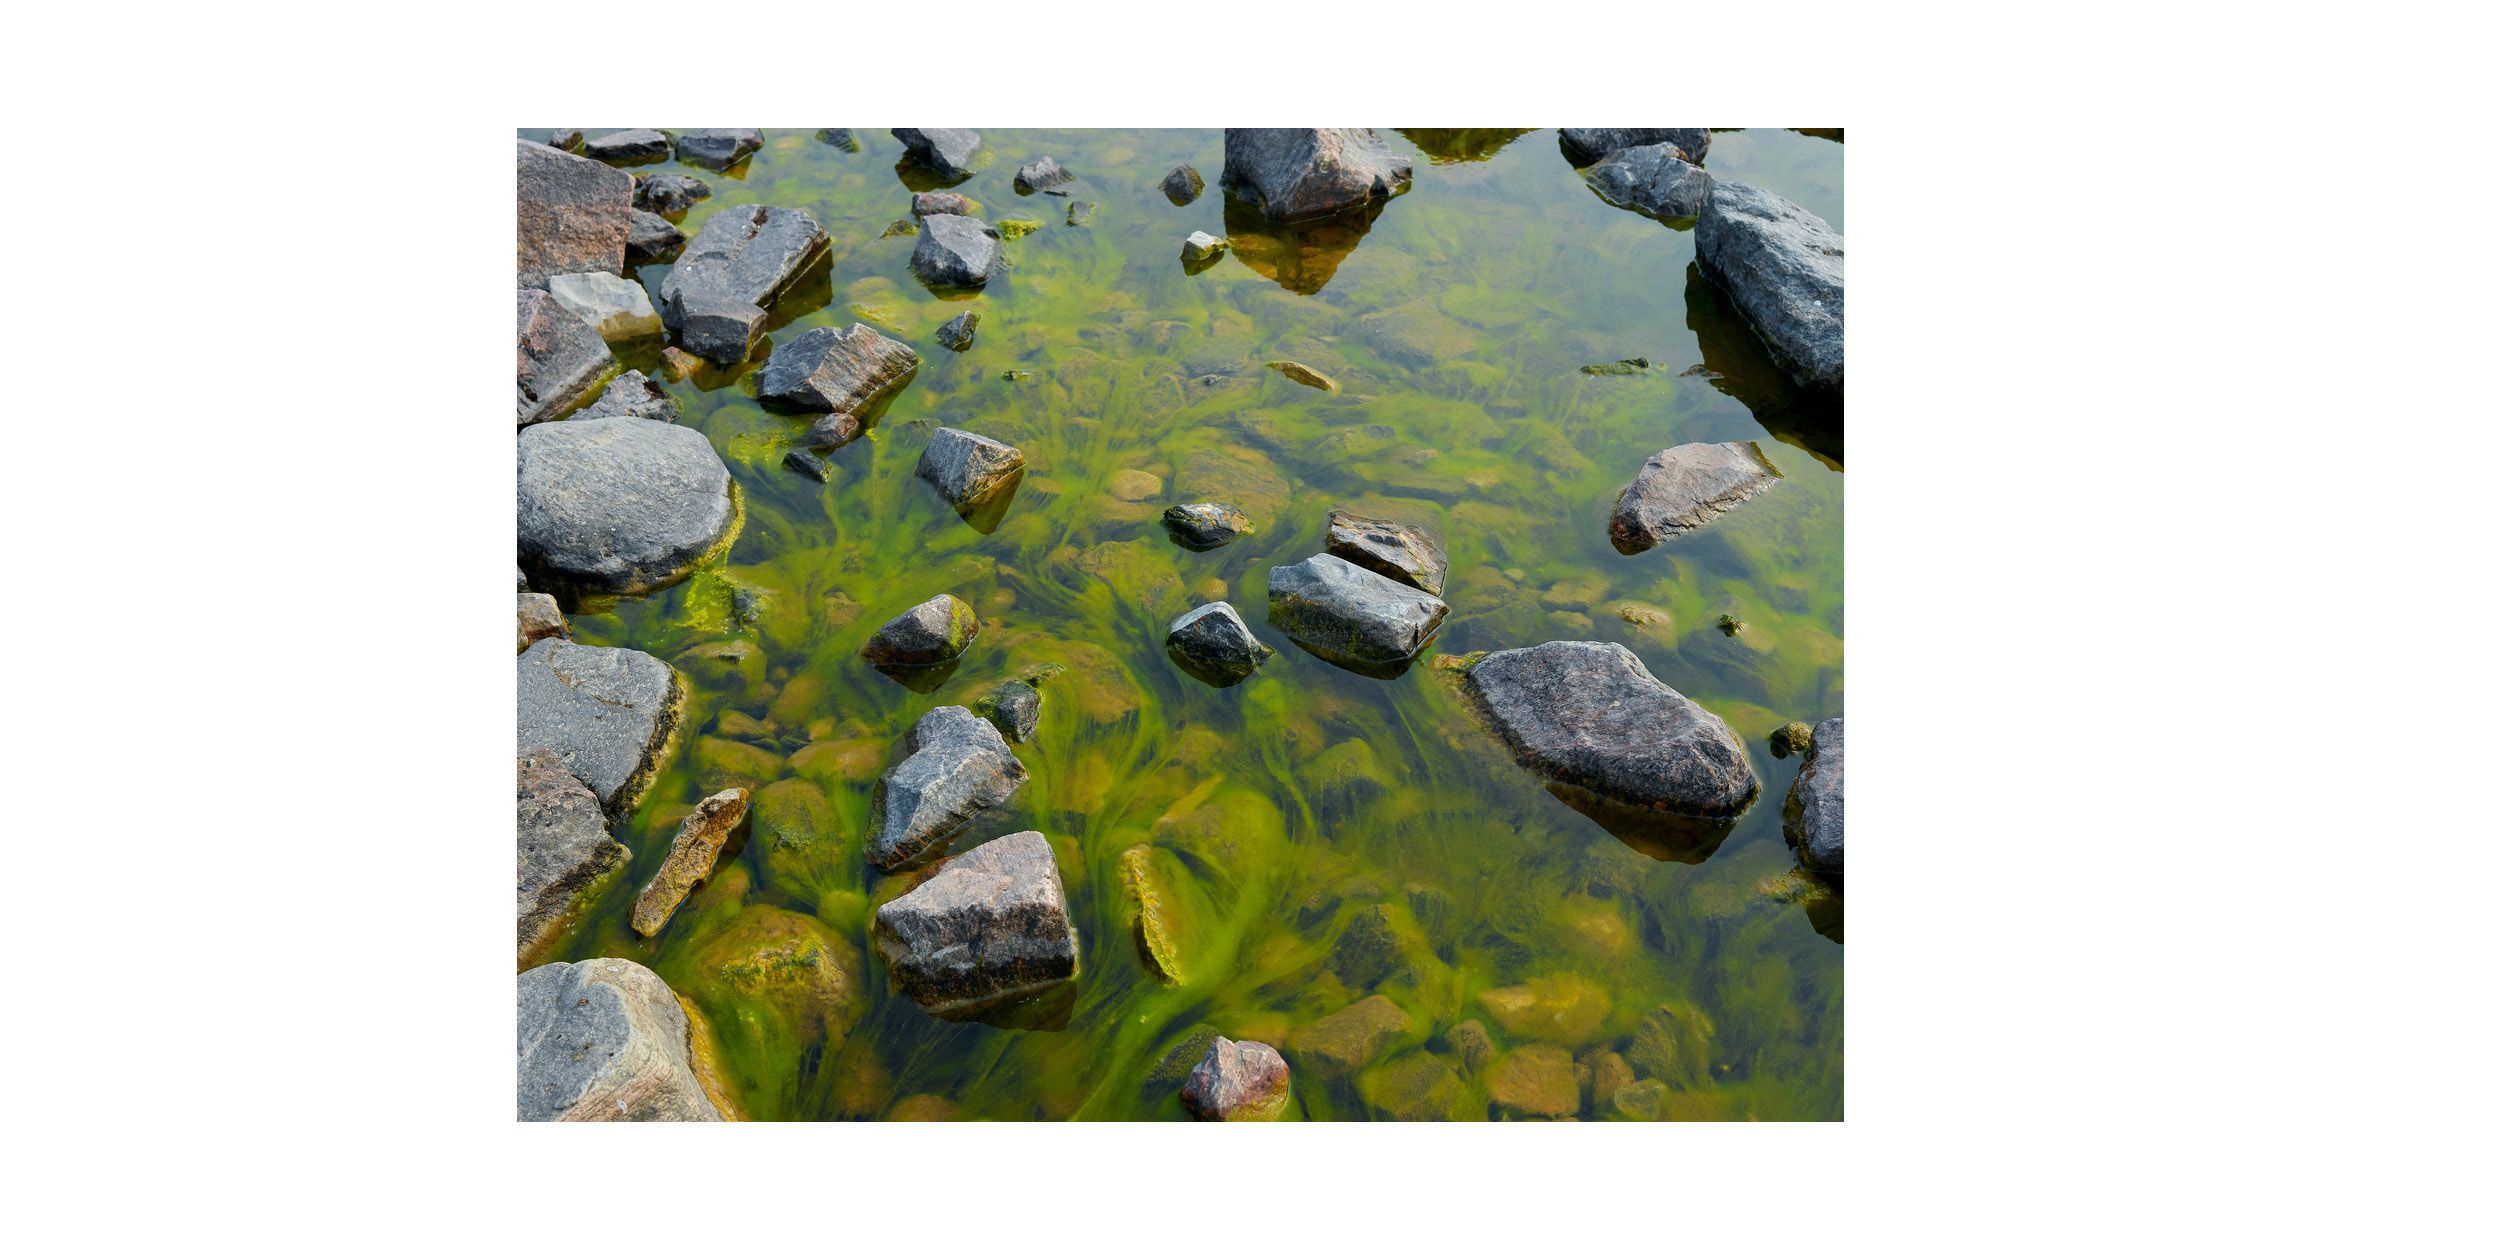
[755,323,920,414]
[1065,200,1094,227]
[1325,508,1448,596]
[1266,553,1449,666]
[910,213,1002,288]
[515,639,683,812]
[1014,155,1074,194]
[1587,143,1713,218]
[633,173,712,216]
[574,370,679,422]
[517,958,722,1121]
[584,129,670,163]
[514,288,612,426]
[1220,128,1413,222]
[516,417,735,594]
[1163,502,1254,549]
[671,290,767,365]
[816,128,861,150]
[546,271,661,341]
[872,829,1076,1017]
[659,204,830,327]
[914,427,1025,512]
[860,594,980,667]
[1166,602,1274,685]
[1181,230,1227,264]
[936,310,978,351]
[1608,441,1782,553]
[516,748,625,964]
[1163,163,1205,205]
[891,127,983,178]
[1695,180,1844,394]
[1490,1042,1581,1119]
[1558,127,1710,165]
[630,788,749,937]
[1784,716,1843,874]
[1181,1038,1291,1122]
[1266,360,1336,390]
[674,127,762,171]
[782,448,833,482]
[624,210,684,262]
[516,593,569,653]
[1287,994,1413,1076]
[1121,844,1185,983]
[974,679,1041,743]
[1460,641,1758,817]
[516,139,634,289]
[913,191,975,217]
[1771,720,1816,759]
[867,706,1026,869]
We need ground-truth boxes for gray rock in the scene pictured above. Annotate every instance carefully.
[1066,200,1094,227]
[544,128,582,152]
[516,140,634,289]
[1163,502,1254,549]
[1266,553,1449,666]
[516,417,736,594]
[1167,602,1274,685]
[1558,128,1711,165]
[1460,641,1757,817]
[545,271,661,341]
[1587,143,1713,218]
[1608,441,1782,554]
[515,288,613,427]
[975,679,1042,743]
[754,323,921,413]
[674,127,762,171]
[910,213,1001,288]
[1220,128,1412,222]
[671,289,767,365]
[936,310,978,351]
[1163,163,1205,205]
[624,210,684,261]
[517,565,530,591]
[1695,180,1843,394]
[633,173,711,216]
[891,128,984,178]
[782,448,833,482]
[1015,155,1074,194]
[1182,230,1226,264]
[659,204,830,327]
[516,748,626,964]
[860,593,980,667]
[804,412,862,449]
[583,129,671,163]
[868,707,1029,870]
[515,638,685,812]
[1180,1038,1292,1121]
[914,427,1024,511]
[517,593,569,653]
[1784,716,1842,873]
[574,370,679,423]
[517,958,721,1121]
[872,829,1075,1016]
[913,191,975,217]
[1325,508,1448,596]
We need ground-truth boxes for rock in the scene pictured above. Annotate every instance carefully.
[867,706,1026,869]
[517,639,683,811]
[1362,1051,1478,1121]
[1587,143,1713,218]
[1558,128,1710,165]
[1461,641,1757,817]
[1166,602,1274,685]
[1220,128,1412,222]
[516,748,626,964]
[914,427,1025,511]
[1783,716,1843,873]
[1121,844,1185,983]
[910,213,1002,288]
[1478,976,1611,1045]
[516,593,569,653]
[633,173,712,216]
[545,271,661,341]
[1265,554,1449,666]
[1591,1050,1635,1105]
[1180,1038,1291,1121]
[1771,721,1816,759]
[624,210,684,262]
[1014,155,1073,194]
[755,323,921,413]
[671,289,767,365]
[1287,995,1413,1076]
[515,289,613,426]
[1695,180,1844,394]
[1163,502,1254,549]
[516,417,736,594]
[516,140,634,289]
[860,594,980,668]
[804,412,861,449]
[974,679,1042,743]
[1065,200,1094,227]
[630,788,749,936]
[1181,230,1226,264]
[659,204,830,328]
[1607,441,1782,553]
[544,128,582,151]
[872,829,1076,1016]
[658,346,705,382]
[1325,508,1448,595]
[1330,904,1410,988]
[583,129,670,162]
[1445,1019,1494,1073]
[892,128,984,178]
[782,449,833,482]
[674,128,762,171]
[1163,163,1205,204]
[913,191,975,217]
[1108,469,1162,501]
[517,958,722,1121]
[574,370,679,422]
[936,310,978,351]
[1267,360,1336,390]
[1489,1042,1580,1119]
[1627,1003,1714,1088]
[816,128,861,150]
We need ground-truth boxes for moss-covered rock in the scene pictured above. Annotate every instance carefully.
[1287,994,1416,1077]
[661,905,864,1119]
[751,778,851,904]
[694,735,783,793]
[1120,844,1188,984]
[1476,974,1611,1046]
[675,639,768,711]
[1489,1042,1580,1119]
[789,736,884,788]
[1626,1002,1716,1090]
[1309,738,1390,809]
[1360,1051,1481,1121]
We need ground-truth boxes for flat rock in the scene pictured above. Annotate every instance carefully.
[674,127,762,171]
[1695,180,1844,394]
[1587,144,1713,217]
[516,140,634,289]
[1558,127,1711,165]
[516,639,683,812]
[867,706,1027,870]
[913,191,975,217]
[624,210,684,261]
[1784,716,1843,873]
[1180,1038,1291,1121]
[546,271,661,341]
[1166,602,1273,685]
[910,213,1001,288]
[658,204,830,326]
[891,127,983,178]
[517,958,721,1121]
[1163,502,1253,549]
[517,417,735,594]
[584,129,671,162]
[915,427,1024,511]
[755,323,921,413]
[633,173,712,216]
[517,748,626,964]
[1460,641,1758,817]
[1220,128,1412,222]
[574,370,679,423]
[1182,230,1226,264]
[860,593,980,667]
[516,593,569,653]
[1326,508,1447,595]
[1608,441,1781,553]
[515,289,612,427]
[1266,554,1449,666]
[672,289,767,365]
[1014,155,1074,194]
[1287,994,1412,1076]
[936,311,978,351]
[872,829,1075,1017]
[1163,163,1205,205]
[631,788,749,936]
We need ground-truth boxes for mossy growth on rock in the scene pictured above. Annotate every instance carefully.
[657,905,864,1119]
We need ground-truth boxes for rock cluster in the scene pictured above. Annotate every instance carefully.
[1607,441,1782,553]
[873,830,1076,1017]
[867,706,1027,869]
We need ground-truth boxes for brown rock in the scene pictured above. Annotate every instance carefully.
[517,593,569,654]
[1489,1042,1580,1119]
[630,788,748,936]
[1287,994,1414,1076]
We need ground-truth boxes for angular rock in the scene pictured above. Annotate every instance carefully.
[1163,502,1254,549]
[910,213,1001,288]
[517,748,625,964]
[631,788,749,936]
[1587,143,1713,218]
[574,370,679,422]
[584,129,671,162]
[544,128,582,152]
[1121,844,1185,983]
[974,679,1042,743]
[817,128,861,150]
[914,427,1024,511]
[1460,641,1758,817]
[546,271,661,341]
[672,289,767,365]
[913,191,975,217]
[624,210,685,261]
[516,638,683,812]
[1607,441,1782,553]
[517,417,735,594]
[674,128,763,171]
[1180,1038,1291,1122]
[936,310,978,351]
[517,958,721,1121]
[1325,508,1447,595]
[516,140,634,289]
[1182,230,1226,264]
[1166,602,1273,685]
[782,448,833,482]
[755,323,921,413]
[872,829,1076,1016]
[1784,716,1843,874]
[867,706,1026,869]
[1287,995,1413,1076]
[1163,163,1205,205]
[1695,180,1844,394]
[633,172,712,215]
[1015,155,1073,194]
[658,204,830,327]
[861,594,980,670]
[1220,128,1412,222]
[516,593,569,653]
[1558,128,1711,165]
[515,288,612,426]
[891,127,983,177]
[1266,554,1449,666]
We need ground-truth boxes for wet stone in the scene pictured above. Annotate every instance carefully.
[517,958,722,1121]
[860,593,980,667]
[936,311,978,351]
[1163,163,1205,205]
[782,449,833,482]
[973,679,1042,743]
[1771,721,1816,759]
[516,593,569,653]
[914,427,1025,512]
[515,639,683,813]
[891,127,983,178]
[674,127,762,171]
[1221,128,1413,222]
[673,290,766,365]
[516,417,735,594]
[516,748,625,964]
[1783,717,1844,874]
[1587,143,1713,218]
[546,271,661,341]
[910,213,1002,288]
[867,706,1026,869]
[631,788,749,937]
[1015,155,1073,194]
[1461,641,1759,817]
[1266,554,1450,666]
[624,210,684,262]
[872,829,1075,1017]
[574,370,678,423]
[1325,508,1448,596]
[804,412,862,449]
[913,191,974,217]
[661,204,829,328]
[1166,602,1274,685]
[1558,127,1711,165]
[1182,231,1227,264]
[584,129,671,163]
[633,173,712,216]
[1066,200,1094,227]
[516,139,634,289]
[1608,441,1782,554]
[1696,180,1844,394]
[515,288,612,427]
[1180,1038,1291,1122]
[1163,502,1254,549]
[756,323,920,414]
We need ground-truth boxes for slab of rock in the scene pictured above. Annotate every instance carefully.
[625,210,685,261]
[633,173,712,216]
[1267,554,1448,666]
[517,748,626,963]
[915,427,1024,511]
[585,129,671,162]
[860,593,980,667]
[936,310,978,351]
[517,417,735,594]
[1163,163,1205,205]
[1164,502,1253,549]
[574,370,679,422]
[1559,127,1711,165]
[631,788,749,936]
[672,289,768,365]
[515,288,613,427]
[974,679,1041,743]
[1460,641,1757,817]
[1287,994,1413,1076]
[1608,441,1781,553]
[1326,508,1447,596]
[1167,602,1273,685]
[1180,1038,1291,1121]
[1695,180,1843,394]
[1784,716,1843,874]
[868,706,1026,869]
[517,140,634,289]
[1015,155,1074,194]
[910,213,1001,288]
[891,127,983,177]
[674,127,762,171]
[1587,144,1713,218]
[517,639,683,812]
[1220,128,1412,222]
[1182,230,1226,264]
[873,829,1075,1017]
[517,958,721,1121]
[517,593,569,653]
[755,323,921,413]
[546,271,662,341]
[659,203,829,325]
[913,191,975,217]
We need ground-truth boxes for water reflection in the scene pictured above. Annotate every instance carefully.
[1683,261,1843,469]
[1546,784,1741,864]
[870,657,960,693]
[1224,194,1393,295]
[1394,128,1536,164]
[892,156,973,193]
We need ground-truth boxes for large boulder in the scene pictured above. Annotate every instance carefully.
[631,788,749,936]
[657,204,830,329]
[546,271,661,341]
[517,958,722,1121]
[574,369,679,422]
[1180,1038,1291,1121]
[674,127,762,171]
[584,129,671,162]
[516,140,634,290]
[516,748,627,965]
[1558,128,1711,165]
[516,417,736,594]
[867,705,1027,869]
[872,829,1077,1017]
[1325,508,1447,596]
[515,289,612,427]
[633,173,711,216]
[1783,716,1843,874]
[1607,441,1781,554]
[516,639,684,812]
[909,213,1001,288]
[1266,554,1448,666]
[1586,144,1713,218]
[860,593,980,667]
[754,323,921,414]
[1459,641,1757,817]
[1166,602,1274,686]
[914,427,1024,511]
[1220,128,1412,222]
[1695,180,1843,395]
[891,128,984,178]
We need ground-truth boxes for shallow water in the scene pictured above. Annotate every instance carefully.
[527,126,1842,1121]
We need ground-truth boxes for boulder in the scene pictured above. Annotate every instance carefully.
[516,140,634,289]
[1558,128,1710,165]
[574,370,679,423]
[674,127,763,171]
[915,427,1024,511]
[631,788,749,936]
[1325,508,1447,595]
[1695,180,1844,394]
[891,127,983,177]
[1607,441,1782,554]
[1287,994,1413,1076]
[671,289,767,365]
[1266,554,1449,666]
[973,679,1042,743]
[754,323,921,413]
[1587,143,1713,218]
[1014,155,1074,194]
[867,706,1026,869]
[516,748,626,964]
[516,593,569,653]
[546,271,662,341]
[624,210,685,261]
[515,289,612,427]
[633,173,712,216]
[1459,641,1757,817]
[584,129,671,162]
[658,204,829,327]
[860,593,980,667]
[913,191,975,217]
[872,829,1076,1017]
[1220,128,1412,222]
[910,213,1001,288]
[1166,602,1273,685]
[1163,502,1253,549]
[1181,230,1226,264]
[516,958,721,1121]
[1163,163,1205,205]
[1783,716,1843,873]
[516,417,735,594]
[516,639,683,812]
[936,310,978,351]
[1180,1038,1291,1121]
